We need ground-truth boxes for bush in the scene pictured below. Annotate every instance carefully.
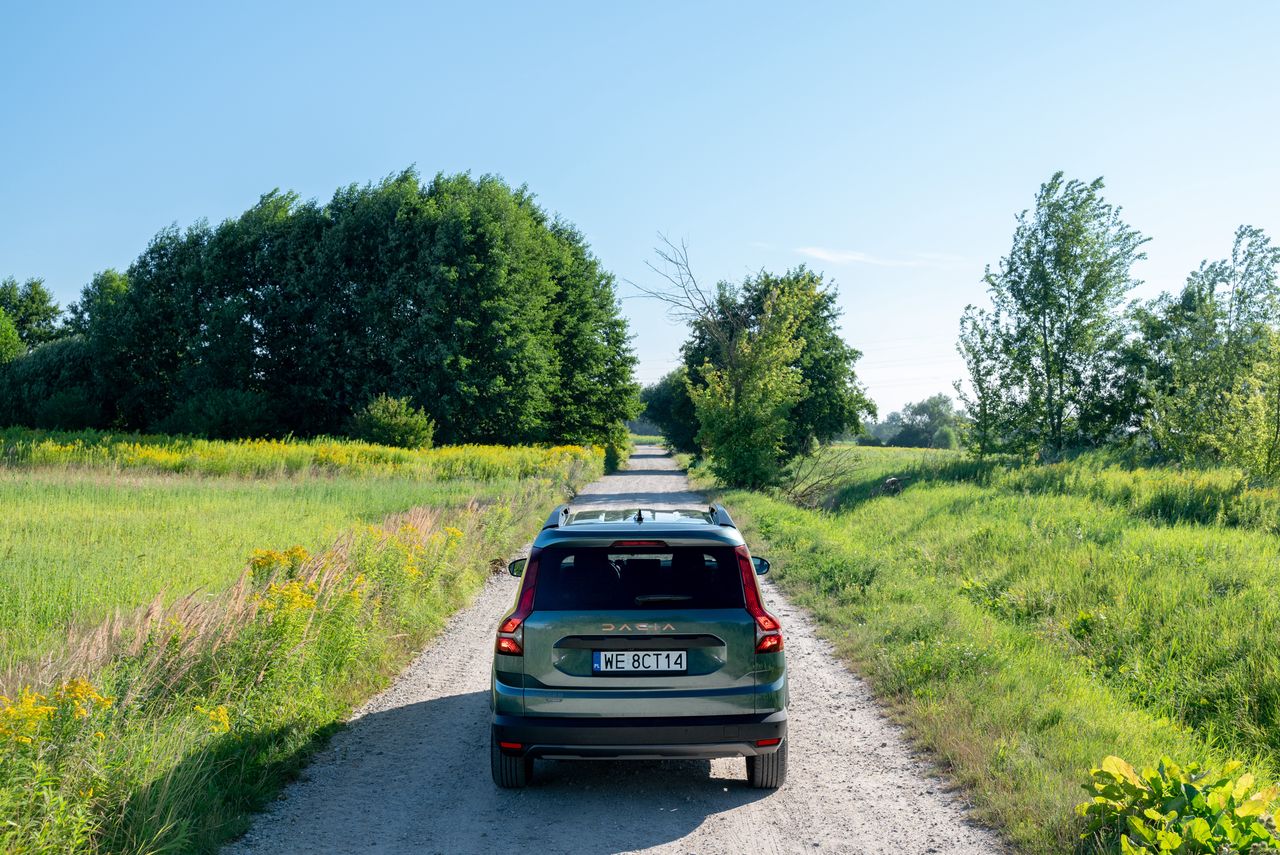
[1078,756,1280,853]
[603,422,632,473]
[0,336,106,429]
[932,425,960,449]
[351,395,436,449]
[157,388,279,439]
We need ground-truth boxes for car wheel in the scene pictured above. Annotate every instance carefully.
[491,731,533,788]
[746,740,787,789]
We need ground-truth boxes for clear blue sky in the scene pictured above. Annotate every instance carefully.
[3,1,1277,414]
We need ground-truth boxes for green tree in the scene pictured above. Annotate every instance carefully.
[24,171,638,442]
[1136,226,1280,466]
[874,393,959,447]
[688,287,807,488]
[543,222,641,444]
[0,276,62,348]
[66,269,129,335]
[638,239,870,481]
[739,269,872,454]
[956,306,1009,458]
[0,308,21,364]
[681,267,872,455]
[931,425,960,449]
[963,173,1149,458]
[640,368,700,454]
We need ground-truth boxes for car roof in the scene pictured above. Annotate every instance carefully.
[531,504,747,549]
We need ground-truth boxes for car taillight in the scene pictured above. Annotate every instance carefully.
[736,544,783,653]
[495,548,540,656]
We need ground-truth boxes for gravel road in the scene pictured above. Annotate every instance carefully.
[226,447,1002,854]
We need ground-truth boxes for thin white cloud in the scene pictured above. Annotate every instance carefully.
[795,246,968,269]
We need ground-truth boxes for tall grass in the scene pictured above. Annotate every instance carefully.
[722,486,1280,852]
[0,469,527,663]
[0,478,588,849]
[826,445,1280,535]
[0,434,600,665]
[0,432,604,852]
[1,495,546,852]
[0,427,600,481]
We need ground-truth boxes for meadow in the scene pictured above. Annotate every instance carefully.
[0,470,525,663]
[705,446,1280,853]
[0,432,603,854]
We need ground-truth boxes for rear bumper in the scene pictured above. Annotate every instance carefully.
[492,710,787,760]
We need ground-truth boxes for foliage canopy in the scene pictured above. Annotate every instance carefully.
[0,171,639,445]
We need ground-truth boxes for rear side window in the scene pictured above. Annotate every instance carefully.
[533,547,744,611]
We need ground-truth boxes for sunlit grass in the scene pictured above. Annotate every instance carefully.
[0,426,600,481]
[701,448,1280,853]
[0,432,603,853]
[0,469,526,663]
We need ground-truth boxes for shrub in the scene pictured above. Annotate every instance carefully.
[0,336,105,429]
[1078,756,1280,853]
[603,422,632,473]
[350,395,436,450]
[932,425,960,449]
[157,388,280,439]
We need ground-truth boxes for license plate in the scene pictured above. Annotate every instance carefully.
[592,650,687,673]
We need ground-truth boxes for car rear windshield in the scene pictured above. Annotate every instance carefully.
[533,547,744,611]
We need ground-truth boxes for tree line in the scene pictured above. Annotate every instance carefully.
[862,393,962,449]
[959,171,1280,479]
[0,170,640,446]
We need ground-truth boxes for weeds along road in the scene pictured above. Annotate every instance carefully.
[226,447,1002,855]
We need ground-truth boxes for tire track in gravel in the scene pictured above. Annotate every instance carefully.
[226,447,1003,855]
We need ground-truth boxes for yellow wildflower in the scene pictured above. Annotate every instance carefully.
[194,704,232,734]
[52,678,113,719]
[256,580,317,613]
[0,688,56,743]
[249,548,285,573]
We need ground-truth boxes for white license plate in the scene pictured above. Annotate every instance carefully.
[592,650,687,673]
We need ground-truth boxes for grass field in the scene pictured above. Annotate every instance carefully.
[627,433,664,445]
[699,446,1280,853]
[0,432,602,854]
[0,470,524,663]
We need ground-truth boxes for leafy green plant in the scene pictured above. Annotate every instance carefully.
[351,394,436,449]
[1078,756,1280,853]
[603,422,632,473]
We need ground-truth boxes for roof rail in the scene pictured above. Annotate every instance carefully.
[542,504,571,530]
[709,504,737,528]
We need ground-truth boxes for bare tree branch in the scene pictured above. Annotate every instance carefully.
[781,444,857,509]
[626,233,741,359]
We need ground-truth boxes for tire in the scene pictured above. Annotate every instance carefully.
[746,740,787,789]
[490,731,533,788]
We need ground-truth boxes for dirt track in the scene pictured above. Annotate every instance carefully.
[226,447,1002,854]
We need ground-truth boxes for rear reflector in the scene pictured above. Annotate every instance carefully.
[499,741,522,750]
[755,633,784,654]
[756,738,782,747]
[495,637,522,656]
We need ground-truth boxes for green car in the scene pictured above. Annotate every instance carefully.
[490,504,788,789]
